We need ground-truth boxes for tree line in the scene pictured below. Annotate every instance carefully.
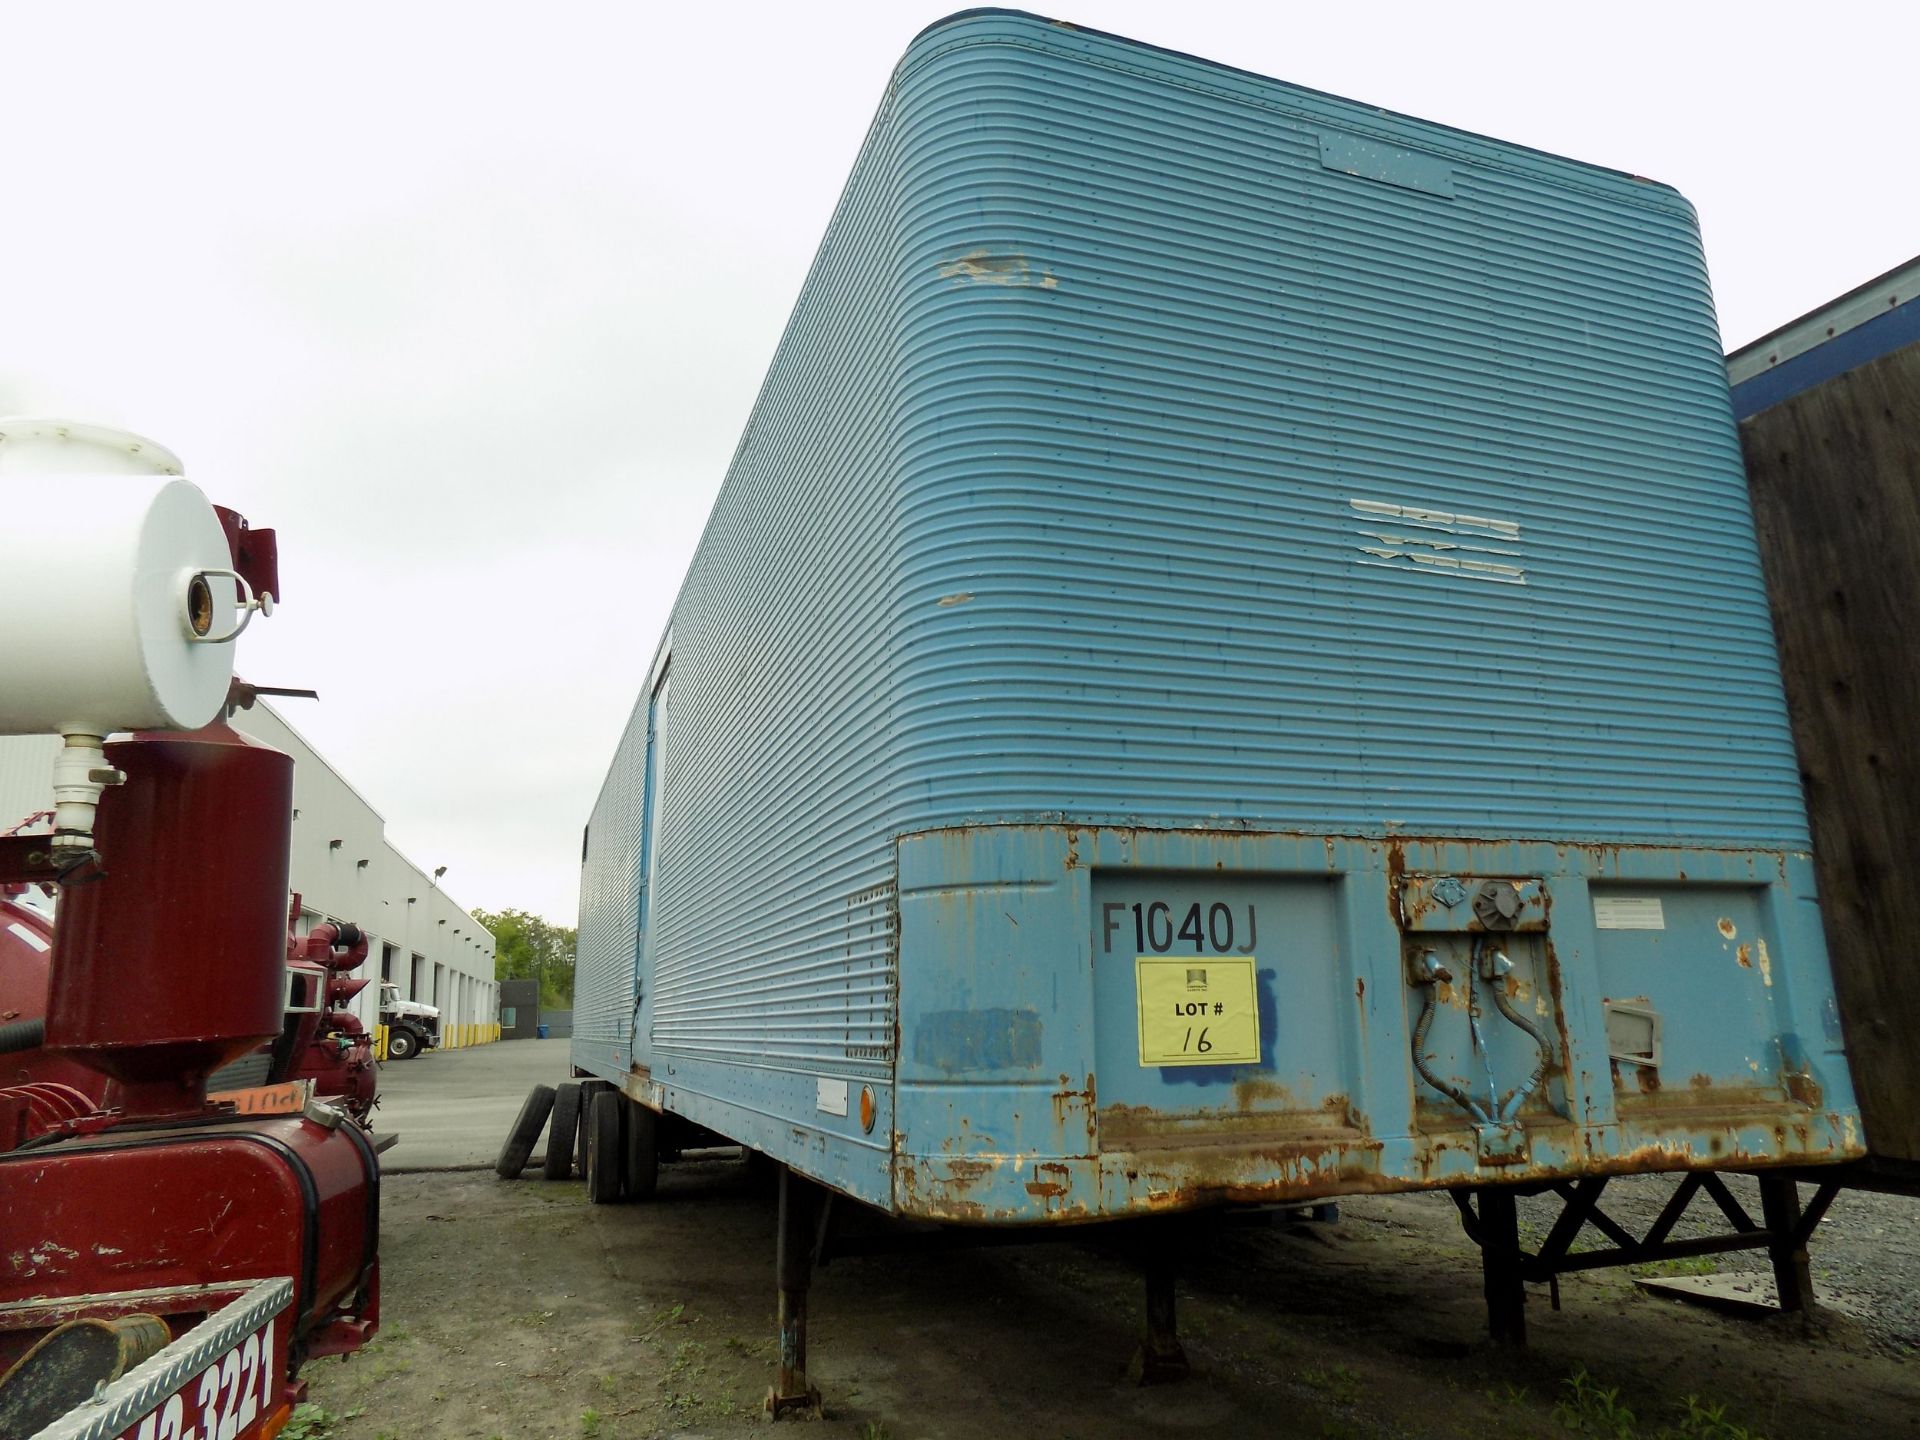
[473,908,576,1009]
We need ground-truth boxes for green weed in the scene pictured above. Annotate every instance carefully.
[1300,1363,1362,1406]
[1661,1396,1763,1440]
[1553,1366,1635,1437]
[1549,1367,1767,1440]
[282,1405,362,1439]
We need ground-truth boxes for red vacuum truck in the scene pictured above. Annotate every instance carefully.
[0,419,379,1440]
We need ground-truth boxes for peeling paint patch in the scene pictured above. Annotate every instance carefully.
[937,249,1058,289]
[936,591,974,607]
[1756,938,1773,987]
[1350,497,1526,585]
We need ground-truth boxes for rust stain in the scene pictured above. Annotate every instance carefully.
[1784,1070,1823,1109]
[1232,1076,1293,1111]
[1049,1072,1098,1156]
[1543,939,1574,1107]
[1026,1160,1074,1204]
[1354,977,1365,1002]
[1717,917,1738,941]
[1736,943,1753,969]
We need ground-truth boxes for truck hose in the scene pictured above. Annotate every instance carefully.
[1473,937,1559,1123]
[0,1017,46,1054]
[1490,981,1556,1122]
[1410,985,1491,1127]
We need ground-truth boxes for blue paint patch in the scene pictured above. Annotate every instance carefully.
[912,1008,1045,1074]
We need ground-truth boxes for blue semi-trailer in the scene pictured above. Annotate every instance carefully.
[571,9,1862,1396]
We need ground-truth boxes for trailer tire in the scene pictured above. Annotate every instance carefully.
[577,1080,610,1176]
[623,1098,659,1200]
[386,1026,419,1061]
[544,1083,582,1181]
[495,1084,555,1180]
[586,1090,623,1204]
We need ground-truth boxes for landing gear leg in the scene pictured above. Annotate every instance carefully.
[1128,1234,1190,1384]
[1758,1174,1816,1314]
[1477,1188,1528,1347]
[765,1165,823,1419]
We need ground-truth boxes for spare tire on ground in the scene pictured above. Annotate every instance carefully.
[543,1083,583,1181]
[495,1084,556,1180]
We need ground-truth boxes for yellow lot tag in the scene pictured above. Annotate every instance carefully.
[1135,956,1260,1066]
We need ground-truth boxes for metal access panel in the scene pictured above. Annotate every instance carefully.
[573,12,1862,1216]
[890,827,1851,1221]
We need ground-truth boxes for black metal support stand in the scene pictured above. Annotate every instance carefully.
[1757,1174,1814,1313]
[766,1165,823,1419]
[1453,1169,1846,1346]
[1127,1231,1191,1384]
[1476,1188,1528,1347]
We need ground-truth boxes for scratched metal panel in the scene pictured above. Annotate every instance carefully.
[572,695,647,1075]
[634,76,903,1092]
[889,14,1807,850]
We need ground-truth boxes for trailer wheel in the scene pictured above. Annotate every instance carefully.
[544,1083,582,1181]
[585,1090,623,1204]
[576,1080,610,1177]
[386,1026,419,1061]
[623,1098,659,1200]
[495,1084,555,1180]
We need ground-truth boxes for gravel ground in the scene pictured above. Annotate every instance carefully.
[302,1161,1919,1440]
[1504,1173,1920,1356]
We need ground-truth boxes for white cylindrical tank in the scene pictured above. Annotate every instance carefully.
[0,418,243,737]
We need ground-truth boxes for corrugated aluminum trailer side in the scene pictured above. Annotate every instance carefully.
[1730,257,1920,1171]
[574,10,1860,1230]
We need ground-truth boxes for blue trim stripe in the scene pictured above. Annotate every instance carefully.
[1731,296,1920,419]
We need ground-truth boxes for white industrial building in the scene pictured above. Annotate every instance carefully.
[0,704,499,1053]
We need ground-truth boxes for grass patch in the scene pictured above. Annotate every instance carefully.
[1299,1363,1362,1406]
[1629,1257,1719,1279]
[281,1405,362,1439]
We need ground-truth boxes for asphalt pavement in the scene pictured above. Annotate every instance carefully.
[374,1036,573,1172]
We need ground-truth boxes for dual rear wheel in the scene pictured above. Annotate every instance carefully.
[584,1089,658,1203]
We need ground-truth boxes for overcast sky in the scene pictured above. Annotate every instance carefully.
[3,2,1912,926]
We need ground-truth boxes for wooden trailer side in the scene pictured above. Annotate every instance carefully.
[1740,338,1920,1162]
